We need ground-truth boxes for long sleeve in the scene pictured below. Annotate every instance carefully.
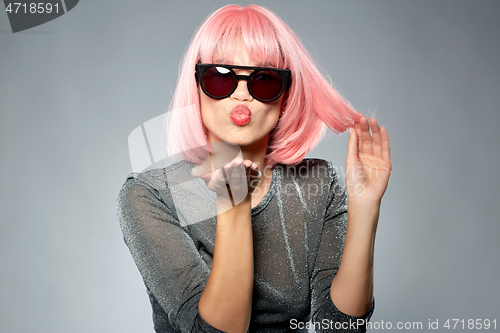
[117,159,374,332]
[309,164,374,333]
[116,171,224,333]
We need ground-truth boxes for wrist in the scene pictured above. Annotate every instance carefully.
[217,195,251,213]
[348,195,381,211]
[347,198,380,233]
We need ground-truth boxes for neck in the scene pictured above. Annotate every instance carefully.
[237,133,269,170]
[238,136,273,207]
[207,132,270,170]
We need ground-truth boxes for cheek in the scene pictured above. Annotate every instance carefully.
[199,95,217,124]
[255,108,281,133]
[262,102,282,126]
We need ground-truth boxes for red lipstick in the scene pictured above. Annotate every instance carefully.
[230,105,251,126]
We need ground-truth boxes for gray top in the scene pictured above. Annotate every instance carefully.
[117,158,374,332]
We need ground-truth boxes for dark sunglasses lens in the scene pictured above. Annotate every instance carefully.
[202,66,235,98]
[250,70,283,101]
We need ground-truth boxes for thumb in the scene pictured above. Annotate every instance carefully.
[191,165,212,178]
[346,127,358,163]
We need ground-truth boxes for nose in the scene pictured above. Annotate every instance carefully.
[230,77,253,102]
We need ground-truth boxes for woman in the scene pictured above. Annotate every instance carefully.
[117,4,391,333]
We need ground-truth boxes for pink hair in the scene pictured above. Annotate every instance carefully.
[165,5,360,166]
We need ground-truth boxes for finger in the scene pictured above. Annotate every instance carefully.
[370,117,382,157]
[226,161,242,183]
[220,165,230,185]
[243,160,253,182]
[216,166,229,184]
[230,159,248,186]
[251,163,261,177]
[380,126,391,163]
[191,165,212,178]
[354,112,364,154]
[227,157,241,169]
[346,127,358,164]
[193,167,218,187]
[233,158,246,180]
[359,116,373,155]
[225,157,239,177]
[233,157,245,173]
[354,121,363,154]
[243,159,253,169]
[250,165,261,186]
[198,171,216,183]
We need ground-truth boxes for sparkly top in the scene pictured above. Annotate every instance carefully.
[117,158,374,332]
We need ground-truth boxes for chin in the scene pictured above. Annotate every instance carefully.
[207,121,273,148]
[217,135,253,146]
[235,135,270,149]
[213,133,264,148]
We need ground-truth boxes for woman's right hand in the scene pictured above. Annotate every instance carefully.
[192,155,261,211]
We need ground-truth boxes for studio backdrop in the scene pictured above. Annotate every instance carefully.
[1,1,499,332]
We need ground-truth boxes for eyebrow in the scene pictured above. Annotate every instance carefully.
[211,58,275,68]
[256,62,275,67]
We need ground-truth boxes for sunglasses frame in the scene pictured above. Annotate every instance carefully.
[195,63,292,103]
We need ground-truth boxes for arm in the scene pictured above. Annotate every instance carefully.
[198,197,253,333]
[310,166,374,333]
[329,200,378,316]
[117,172,220,332]
[193,158,260,333]
[118,160,259,333]
[330,115,391,316]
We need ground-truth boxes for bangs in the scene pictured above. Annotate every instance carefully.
[198,7,286,68]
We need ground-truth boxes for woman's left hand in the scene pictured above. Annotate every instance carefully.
[345,115,392,204]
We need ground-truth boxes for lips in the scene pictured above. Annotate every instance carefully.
[230,105,252,126]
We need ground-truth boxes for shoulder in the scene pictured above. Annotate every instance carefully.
[121,160,194,190]
[117,160,195,211]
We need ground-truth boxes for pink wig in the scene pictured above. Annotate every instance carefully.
[165,5,360,166]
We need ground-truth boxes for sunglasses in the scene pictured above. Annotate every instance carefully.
[195,64,291,103]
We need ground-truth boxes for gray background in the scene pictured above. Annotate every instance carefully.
[1,0,499,332]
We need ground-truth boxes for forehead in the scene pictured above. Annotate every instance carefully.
[213,52,269,67]
[201,33,283,68]
[211,39,256,66]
